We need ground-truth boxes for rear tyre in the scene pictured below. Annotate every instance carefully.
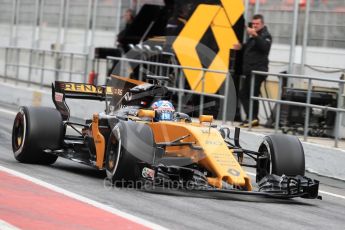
[256,134,305,182]
[105,124,141,186]
[12,106,63,164]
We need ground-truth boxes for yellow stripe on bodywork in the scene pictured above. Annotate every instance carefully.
[148,121,252,189]
[111,75,145,86]
[92,113,105,169]
[187,125,249,187]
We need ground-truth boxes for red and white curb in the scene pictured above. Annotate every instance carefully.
[0,165,167,230]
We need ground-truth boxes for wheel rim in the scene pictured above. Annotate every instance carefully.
[262,146,272,175]
[257,139,273,181]
[262,139,273,175]
[106,126,121,179]
[13,110,26,156]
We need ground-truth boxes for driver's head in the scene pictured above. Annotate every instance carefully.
[151,100,175,121]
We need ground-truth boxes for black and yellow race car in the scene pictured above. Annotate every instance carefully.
[12,75,320,199]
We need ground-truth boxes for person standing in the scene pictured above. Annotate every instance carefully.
[109,9,135,76]
[235,14,272,127]
[116,9,136,53]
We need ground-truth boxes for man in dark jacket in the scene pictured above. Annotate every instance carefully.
[117,9,135,53]
[236,14,272,127]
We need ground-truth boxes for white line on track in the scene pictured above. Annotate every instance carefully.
[0,165,167,230]
[245,171,345,200]
[0,220,21,230]
[0,108,17,116]
[1,107,344,201]
[0,107,78,134]
[239,128,345,153]
[317,191,345,199]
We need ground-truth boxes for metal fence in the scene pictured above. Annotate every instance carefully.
[0,0,127,52]
[248,70,345,147]
[0,44,231,124]
[2,47,88,87]
[245,0,345,48]
[0,0,344,66]
[245,0,345,75]
[108,56,231,124]
[123,44,178,82]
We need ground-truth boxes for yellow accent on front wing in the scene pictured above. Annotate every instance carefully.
[148,122,252,190]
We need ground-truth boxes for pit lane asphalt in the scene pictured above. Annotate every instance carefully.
[1,105,345,230]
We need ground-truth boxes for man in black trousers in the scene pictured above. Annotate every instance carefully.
[234,14,272,127]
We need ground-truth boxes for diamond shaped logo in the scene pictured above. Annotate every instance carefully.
[173,1,244,94]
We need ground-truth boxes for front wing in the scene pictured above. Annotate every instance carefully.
[140,165,321,200]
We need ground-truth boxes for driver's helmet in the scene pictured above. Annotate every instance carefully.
[151,100,175,121]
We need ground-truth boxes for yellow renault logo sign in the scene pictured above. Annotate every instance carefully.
[173,1,244,94]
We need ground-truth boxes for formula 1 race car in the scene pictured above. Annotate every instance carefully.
[12,75,320,199]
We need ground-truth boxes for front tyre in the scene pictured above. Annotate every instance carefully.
[256,134,305,182]
[12,106,63,164]
[105,124,141,186]
[105,124,122,183]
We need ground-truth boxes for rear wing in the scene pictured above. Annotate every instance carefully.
[53,81,111,101]
[52,76,145,120]
[52,81,112,120]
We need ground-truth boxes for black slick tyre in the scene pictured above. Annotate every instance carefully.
[105,124,141,186]
[12,106,63,164]
[256,134,305,182]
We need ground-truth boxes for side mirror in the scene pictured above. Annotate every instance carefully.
[199,115,213,123]
[137,109,155,120]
